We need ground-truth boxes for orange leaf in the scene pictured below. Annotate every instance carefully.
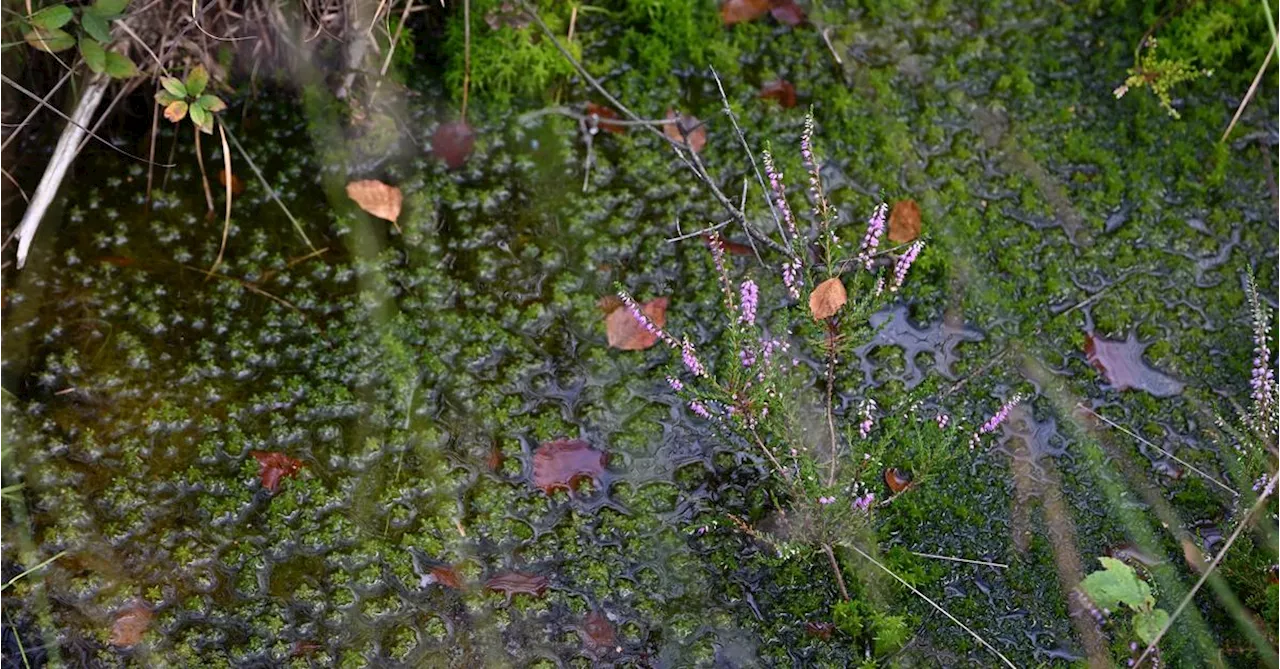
[721,0,770,25]
[163,100,188,123]
[663,110,707,154]
[110,602,151,647]
[808,277,846,320]
[585,102,625,135]
[605,296,668,350]
[345,179,402,223]
[251,451,303,492]
[888,199,921,243]
[218,168,245,195]
[884,467,913,493]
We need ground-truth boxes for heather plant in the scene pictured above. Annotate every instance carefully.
[618,113,1022,662]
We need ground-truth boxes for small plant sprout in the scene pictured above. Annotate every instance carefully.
[21,0,139,80]
[155,65,227,134]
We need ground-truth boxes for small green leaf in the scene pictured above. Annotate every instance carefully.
[103,51,136,78]
[23,26,74,53]
[91,0,128,17]
[155,90,179,105]
[196,94,226,113]
[163,100,188,123]
[184,65,209,97]
[80,11,111,44]
[29,5,73,30]
[1132,609,1169,646]
[160,77,186,98]
[79,36,106,73]
[188,103,208,129]
[1079,557,1154,613]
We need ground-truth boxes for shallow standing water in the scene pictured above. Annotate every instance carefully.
[3,0,1277,666]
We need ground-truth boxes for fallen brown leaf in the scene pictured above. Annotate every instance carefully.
[770,0,806,26]
[585,102,626,135]
[721,0,770,25]
[605,296,668,350]
[759,79,798,108]
[809,277,846,320]
[663,110,707,154]
[345,180,402,224]
[888,199,921,243]
[432,120,476,169]
[110,602,151,647]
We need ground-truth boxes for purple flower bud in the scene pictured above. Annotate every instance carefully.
[739,279,758,326]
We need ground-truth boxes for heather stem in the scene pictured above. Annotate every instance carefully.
[822,543,851,601]
[825,322,839,486]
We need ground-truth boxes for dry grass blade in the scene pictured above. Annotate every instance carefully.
[221,124,316,251]
[208,121,233,276]
[192,125,216,212]
[191,0,256,41]
[842,543,1018,668]
[1220,41,1275,142]
[2,169,31,203]
[0,69,72,152]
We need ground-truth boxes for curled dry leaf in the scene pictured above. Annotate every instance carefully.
[663,110,707,154]
[432,120,476,169]
[485,571,549,598]
[533,439,608,494]
[251,451,303,492]
[721,0,770,25]
[110,601,151,647]
[770,0,806,26]
[884,467,913,493]
[597,295,624,315]
[345,179,402,224]
[888,199,922,243]
[805,621,835,640]
[605,296,668,351]
[808,277,847,320]
[759,79,798,108]
[585,102,626,135]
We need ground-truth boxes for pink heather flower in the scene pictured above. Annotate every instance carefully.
[681,338,707,377]
[762,150,799,244]
[852,492,875,512]
[689,400,712,419]
[739,279,758,325]
[1247,277,1276,433]
[935,413,950,430]
[667,376,683,392]
[618,290,676,348]
[858,204,888,269]
[858,399,877,439]
[890,241,924,292]
[969,394,1023,449]
[818,496,835,505]
[782,259,803,300]
[708,233,736,311]
[739,349,756,367]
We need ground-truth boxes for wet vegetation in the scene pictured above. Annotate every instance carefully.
[2,0,1277,666]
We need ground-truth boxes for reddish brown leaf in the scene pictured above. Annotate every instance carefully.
[429,565,464,589]
[485,571,549,598]
[98,256,135,267]
[663,110,707,154]
[721,0,770,25]
[581,610,617,655]
[251,451,303,492]
[585,102,626,135]
[597,295,624,315]
[758,79,798,108]
[888,199,921,243]
[770,0,806,26]
[487,442,504,472]
[884,467,913,494]
[533,439,608,494]
[110,602,151,647]
[291,640,324,656]
[605,296,668,351]
[809,277,847,320]
[805,621,834,640]
[1084,332,1185,397]
[218,168,245,195]
[432,120,476,169]
[345,180,402,224]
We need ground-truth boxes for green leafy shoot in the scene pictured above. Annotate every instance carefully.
[155,66,226,133]
[1079,557,1170,648]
